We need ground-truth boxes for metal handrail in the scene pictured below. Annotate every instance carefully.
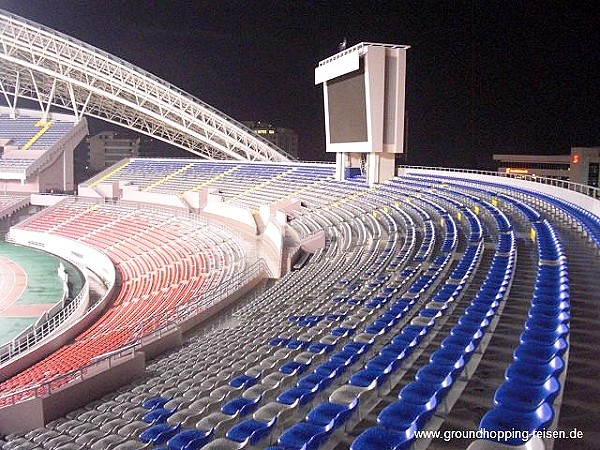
[0,271,89,364]
[0,344,136,406]
[399,165,600,200]
[128,259,270,345]
[0,258,269,407]
[0,10,295,161]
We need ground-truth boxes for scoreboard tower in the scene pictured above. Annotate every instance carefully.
[315,42,410,186]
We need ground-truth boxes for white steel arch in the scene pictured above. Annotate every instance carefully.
[0,10,292,162]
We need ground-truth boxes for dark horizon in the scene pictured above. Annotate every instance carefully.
[0,0,598,168]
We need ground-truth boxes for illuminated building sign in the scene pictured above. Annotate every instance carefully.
[505,168,529,175]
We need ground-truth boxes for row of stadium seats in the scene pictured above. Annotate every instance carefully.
[0,200,247,404]
[125,181,454,448]
[2,162,599,450]
[0,116,72,149]
[0,194,29,213]
[83,160,336,209]
[108,178,492,448]
[404,172,600,252]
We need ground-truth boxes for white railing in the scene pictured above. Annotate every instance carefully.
[1,195,246,362]
[0,258,269,407]
[0,273,89,365]
[317,42,410,66]
[399,165,600,200]
[130,258,270,343]
[0,344,136,407]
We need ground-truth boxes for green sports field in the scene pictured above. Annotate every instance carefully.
[0,240,84,346]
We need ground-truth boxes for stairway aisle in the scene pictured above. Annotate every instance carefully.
[428,234,537,450]
[554,227,600,448]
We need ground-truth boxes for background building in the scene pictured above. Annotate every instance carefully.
[570,147,600,188]
[88,131,140,172]
[243,121,299,159]
[493,153,571,180]
[494,147,600,187]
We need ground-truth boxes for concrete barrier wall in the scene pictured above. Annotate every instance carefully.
[121,189,188,209]
[203,200,258,234]
[1,229,116,381]
[0,351,145,434]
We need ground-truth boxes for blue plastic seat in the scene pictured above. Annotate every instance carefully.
[520,327,568,346]
[221,396,261,416]
[280,360,309,376]
[349,368,389,388]
[351,426,414,450]
[277,386,317,406]
[397,381,443,410]
[390,334,419,349]
[414,363,455,390]
[399,324,428,339]
[379,342,410,360]
[277,422,329,450]
[458,314,490,330]
[478,403,554,445]
[429,347,467,370]
[525,315,570,331]
[314,360,346,379]
[450,323,484,342]
[143,396,171,410]
[308,342,334,354]
[344,341,372,355]
[440,335,476,357]
[229,373,259,389]
[513,339,567,364]
[226,418,274,445]
[505,358,564,385]
[269,337,289,347]
[493,378,560,412]
[330,349,361,366]
[365,322,391,335]
[531,290,569,308]
[377,401,431,443]
[331,327,355,337]
[365,354,400,374]
[287,339,310,350]
[167,429,212,450]
[390,301,411,314]
[139,423,181,445]
[306,401,355,430]
[532,282,568,297]
[529,304,570,318]
[465,303,495,318]
[143,407,176,424]
[297,373,332,392]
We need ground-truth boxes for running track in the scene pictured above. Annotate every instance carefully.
[0,256,51,317]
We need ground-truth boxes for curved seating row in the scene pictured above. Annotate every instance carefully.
[0,200,245,403]
[2,163,594,450]
[163,184,494,450]
[471,212,569,448]
[127,181,462,449]
[402,173,576,448]
[350,184,515,450]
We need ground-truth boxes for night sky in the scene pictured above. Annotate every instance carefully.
[0,1,599,168]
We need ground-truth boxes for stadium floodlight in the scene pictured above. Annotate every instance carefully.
[0,9,292,162]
